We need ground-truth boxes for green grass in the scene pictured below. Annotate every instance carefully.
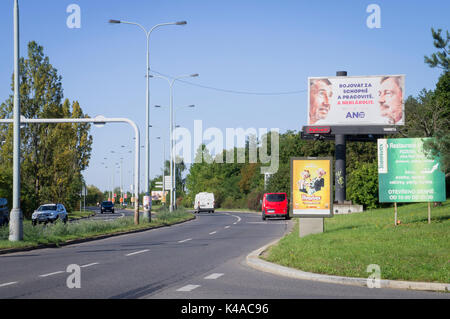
[0,208,194,251]
[68,210,96,220]
[263,200,450,283]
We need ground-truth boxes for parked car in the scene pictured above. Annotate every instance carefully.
[194,192,215,213]
[261,193,290,220]
[100,201,115,214]
[0,198,8,227]
[32,204,68,225]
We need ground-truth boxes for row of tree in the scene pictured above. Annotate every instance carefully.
[0,42,93,217]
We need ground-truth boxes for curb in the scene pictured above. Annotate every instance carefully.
[246,238,450,293]
[0,214,196,256]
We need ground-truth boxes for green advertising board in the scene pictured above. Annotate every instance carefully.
[378,138,446,203]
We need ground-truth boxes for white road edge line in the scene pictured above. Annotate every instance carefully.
[0,282,18,288]
[178,238,192,243]
[125,249,149,257]
[176,284,200,292]
[204,273,224,280]
[39,271,65,278]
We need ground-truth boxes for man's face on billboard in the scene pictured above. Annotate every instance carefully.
[310,80,332,124]
[379,78,403,124]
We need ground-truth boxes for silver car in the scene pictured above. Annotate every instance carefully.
[32,204,68,225]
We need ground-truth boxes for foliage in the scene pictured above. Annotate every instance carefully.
[346,161,379,209]
[0,42,92,216]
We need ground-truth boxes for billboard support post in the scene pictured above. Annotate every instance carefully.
[335,71,347,205]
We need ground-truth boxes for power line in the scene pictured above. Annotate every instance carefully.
[151,70,307,96]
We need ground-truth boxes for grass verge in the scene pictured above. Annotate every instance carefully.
[263,200,450,283]
[0,208,194,251]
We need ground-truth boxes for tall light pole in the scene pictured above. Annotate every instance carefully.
[9,0,22,241]
[150,74,198,211]
[108,19,187,220]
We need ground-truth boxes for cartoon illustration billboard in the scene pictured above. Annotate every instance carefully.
[290,157,333,218]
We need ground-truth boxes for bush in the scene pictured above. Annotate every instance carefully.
[247,190,264,211]
[347,161,379,209]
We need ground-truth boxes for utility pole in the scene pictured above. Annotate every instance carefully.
[9,0,23,241]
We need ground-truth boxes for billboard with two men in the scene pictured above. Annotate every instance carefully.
[308,75,405,126]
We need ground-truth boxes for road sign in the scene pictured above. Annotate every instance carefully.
[378,138,446,202]
[164,176,172,190]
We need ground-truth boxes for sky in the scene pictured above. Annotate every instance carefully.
[0,0,448,193]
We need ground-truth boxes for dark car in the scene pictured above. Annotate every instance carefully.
[0,198,8,227]
[100,201,115,214]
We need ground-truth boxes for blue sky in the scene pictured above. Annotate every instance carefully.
[0,0,448,193]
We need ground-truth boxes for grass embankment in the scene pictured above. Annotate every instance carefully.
[0,208,194,251]
[263,200,450,283]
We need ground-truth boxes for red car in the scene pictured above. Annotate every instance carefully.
[261,193,290,220]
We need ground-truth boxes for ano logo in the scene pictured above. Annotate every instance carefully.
[346,112,365,119]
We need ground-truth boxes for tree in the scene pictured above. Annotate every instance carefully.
[0,42,92,216]
[424,28,449,71]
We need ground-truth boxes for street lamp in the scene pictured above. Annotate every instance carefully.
[150,73,198,211]
[108,18,187,220]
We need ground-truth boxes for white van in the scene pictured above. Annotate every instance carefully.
[194,192,215,213]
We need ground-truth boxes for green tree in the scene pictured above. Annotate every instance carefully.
[0,42,92,216]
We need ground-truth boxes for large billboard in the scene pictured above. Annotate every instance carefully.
[308,75,405,126]
[290,157,333,218]
[378,138,446,202]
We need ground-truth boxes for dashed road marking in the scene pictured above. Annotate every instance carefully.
[125,249,149,257]
[209,231,217,235]
[81,262,99,268]
[176,284,200,292]
[39,271,64,278]
[178,238,192,243]
[224,226,230,229]
[204,273,224,280]
[0,281,18,288]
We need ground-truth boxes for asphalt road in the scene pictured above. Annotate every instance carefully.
[0,211,448,299]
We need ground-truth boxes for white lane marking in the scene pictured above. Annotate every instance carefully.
[81,262,99,268]
[176,284,200,292]
[125,249,149,257]
[204,273,224,280]
[209,231,217,235]
[39,271,64,278]
[0,281,18,288]
[231,215,242,223]
[224,226,230,229]
[178,238,192,243]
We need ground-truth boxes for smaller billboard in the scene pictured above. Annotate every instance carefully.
[308,75,405,126]
[151,191,168,201]
[291,157,333,218]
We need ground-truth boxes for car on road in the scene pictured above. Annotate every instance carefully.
[100,201,115,214]
[261,192,290,220]
[0,198,8,227]
[32,204,68,225]
[194,192,215,213]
